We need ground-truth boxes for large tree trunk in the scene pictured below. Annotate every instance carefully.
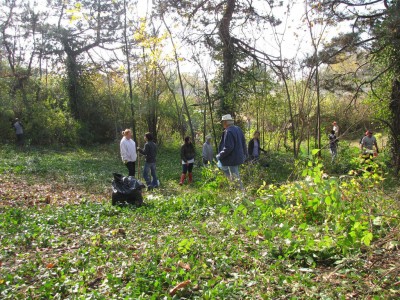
[64,51,82,120]
[218,0,236,114]
[158,66,185,140]
[390,78,400,175]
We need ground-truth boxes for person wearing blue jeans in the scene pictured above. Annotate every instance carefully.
[137,132,158,189]
[216,114,247,190]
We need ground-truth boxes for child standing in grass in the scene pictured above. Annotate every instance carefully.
[179,136,195,185]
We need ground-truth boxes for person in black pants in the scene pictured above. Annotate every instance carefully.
[120,129,137,176]
[179,136,195,185]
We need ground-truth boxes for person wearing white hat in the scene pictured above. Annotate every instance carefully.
[216,114,247,189]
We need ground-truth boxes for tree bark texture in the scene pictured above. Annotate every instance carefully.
[390,78,400,175]
[218,0,236,114]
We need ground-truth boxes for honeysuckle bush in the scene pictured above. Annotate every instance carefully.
[240,155,394,261]
[1,145,399,298]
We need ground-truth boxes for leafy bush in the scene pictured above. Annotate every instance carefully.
[28,101,80,146]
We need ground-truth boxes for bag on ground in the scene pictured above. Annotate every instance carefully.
[111,173,145,206]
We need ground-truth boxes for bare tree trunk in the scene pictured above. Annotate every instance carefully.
[390,78,400,175]
[123,0,137,141]
[193,55,218,151]
[218,0,236,114]
[305,0,325,156]
[162,17,195,143]
[204,76,218,151]
[283,80,297,157]
[314,66,321,154]
[148,66,159,139]
[2,1,35,109]
[107,74,119,140]
[158,66,185,140]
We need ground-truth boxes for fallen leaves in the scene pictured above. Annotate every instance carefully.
[178,261,191,271]
[169,280,191,296]
[0,173,107,207]
[46,263,55,269]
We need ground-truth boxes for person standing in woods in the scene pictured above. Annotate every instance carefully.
[248,130,266,161]
[216,114,247,190]
[202,136,214,166]
[137,132,158,190]
[332,121,339,136]
[179,136,196,185]
[12,118,24,147]
[328,130,338,162]
[120,129,137,177]
[360,130,379,156]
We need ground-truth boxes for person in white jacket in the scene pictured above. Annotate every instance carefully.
[120,129,137,176]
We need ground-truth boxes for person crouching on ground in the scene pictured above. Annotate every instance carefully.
[180,136,196,185]
[216,114,247,190]
[120,129,137,177]
[137,132,158,190]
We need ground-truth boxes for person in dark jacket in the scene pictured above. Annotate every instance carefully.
[216,114,247,189]
[179,136,196,185]
[248,131,266,161]
[328,130,338,162]
[137,132,158,189]
[12,118,24,147]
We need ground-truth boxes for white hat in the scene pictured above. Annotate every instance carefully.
[221,114,234,121]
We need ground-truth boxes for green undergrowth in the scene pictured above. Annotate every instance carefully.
[1,145,399,299]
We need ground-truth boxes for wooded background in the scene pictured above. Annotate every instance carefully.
[1,0,399,173]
